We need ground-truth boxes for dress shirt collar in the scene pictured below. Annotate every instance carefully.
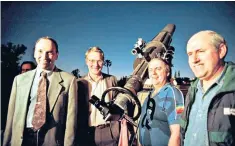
[87,72,103,83]
[36,66,54,77]
[197,63,226,93]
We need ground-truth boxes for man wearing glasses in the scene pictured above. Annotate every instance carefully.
[76,47,119,146]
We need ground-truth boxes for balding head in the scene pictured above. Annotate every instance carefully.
[187,30,227,59]
[186,30,227,82]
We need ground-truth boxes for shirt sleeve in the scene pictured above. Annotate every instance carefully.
[165,86,184,125]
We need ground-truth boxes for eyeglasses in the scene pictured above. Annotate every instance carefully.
[87,59,103,64]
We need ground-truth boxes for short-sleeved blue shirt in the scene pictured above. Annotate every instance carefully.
[138,83,184,146]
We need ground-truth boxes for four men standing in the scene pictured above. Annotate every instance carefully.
[2,30,235,146]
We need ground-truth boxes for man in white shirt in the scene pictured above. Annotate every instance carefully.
[76,47,119,146]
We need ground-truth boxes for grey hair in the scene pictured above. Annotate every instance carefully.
[188,30,228,59]
[205,30,227,50]
[85,46,105,61]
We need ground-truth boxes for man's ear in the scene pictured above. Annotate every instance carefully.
[55,52,59,60]
[85,59,89,66]
[34,50,36,59]
[218,43,227,59]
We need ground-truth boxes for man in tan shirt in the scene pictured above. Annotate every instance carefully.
[76,47,119,146]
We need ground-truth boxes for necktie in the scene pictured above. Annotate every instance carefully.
[32,72,47,131]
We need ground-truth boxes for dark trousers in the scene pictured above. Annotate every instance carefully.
[22,128,44,146]
[94,124,119,146]
[78,122,120,146]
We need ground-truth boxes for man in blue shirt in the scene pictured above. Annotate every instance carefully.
[138,58,184,146]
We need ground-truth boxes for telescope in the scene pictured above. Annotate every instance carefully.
[89,24,176,126]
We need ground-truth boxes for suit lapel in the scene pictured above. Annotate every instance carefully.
[103,74,113,100]
[47,70,63,112]
[20,70,36,108]
[20,69,36,96]
[84,73,112,99]
[83,75,92,99]
[18,70,36,135]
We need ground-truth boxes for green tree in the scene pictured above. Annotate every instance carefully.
[117,76,128,87]
[1,42,27,130]
[174,71,177,78]
[177,70,181,78]
[104,59,112,74]
[2,42,27,71]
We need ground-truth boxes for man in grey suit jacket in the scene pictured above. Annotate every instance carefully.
[3,37,78,146]
[76,46,119,146]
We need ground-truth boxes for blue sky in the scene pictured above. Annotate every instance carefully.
[1,1,235,79]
